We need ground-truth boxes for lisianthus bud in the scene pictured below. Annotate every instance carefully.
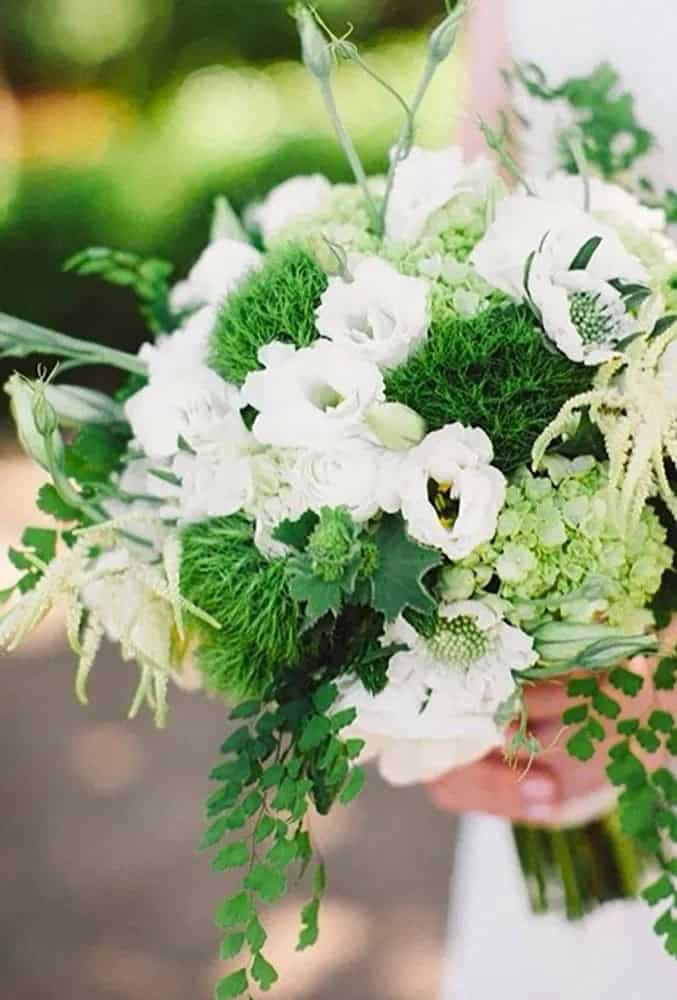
[365,402,426,451]
[295,7,332,81]
[43,383,124,426]
[5,374,64,471]
[428,5,466,64]
[532,620,656,667]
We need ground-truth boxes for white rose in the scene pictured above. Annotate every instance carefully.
[170,237,263,312]
[315,256,431,369]
[248,174,333,244]
[385,145,494,244]
[242,340,385,449]
[395,423,506,560]
[336,602,536,786]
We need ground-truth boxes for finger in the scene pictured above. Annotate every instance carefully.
[427,754,561,825]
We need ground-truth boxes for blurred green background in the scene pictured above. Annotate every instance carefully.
[0,0,464,396]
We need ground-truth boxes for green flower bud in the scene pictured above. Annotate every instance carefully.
[43,383,124,426]
[428,5,466,65]
[308,507,361,583]
[531,620,651,666]
[5,374,64,471]
[295,7,332,81]
[365,401,426,451]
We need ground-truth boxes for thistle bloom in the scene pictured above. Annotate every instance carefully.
[336,602,536,786]
[315,256,431,369]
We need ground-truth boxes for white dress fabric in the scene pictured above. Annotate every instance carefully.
[442,3,677,997]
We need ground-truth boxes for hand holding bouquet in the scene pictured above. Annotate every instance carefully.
[1,4,676,995]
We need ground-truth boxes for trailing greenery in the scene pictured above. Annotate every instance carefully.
[202,677,366,999]
[180,515,303,698]
[210,245,328,385]
[385,303,593,472]
[563,660,677,956]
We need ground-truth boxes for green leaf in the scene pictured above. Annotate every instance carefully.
[210,756,251,783]
[636,728,661,753]
[299,715,331,752]
[252,953,279,991]
[225,807,247,830]
[215,891,255,929]
[254,814,277,845]
[272,511,319,551]
[314,862,327,896]
[609,666,644,697]
[649,710,673,734]
[562,704,588,725]
[244,863,287,903]
[212,841,250,872]
[642,875,675,906]
[653,769,677,805]
[583,716,606,742]
[21,526,57,564]
[242,791,263,818]
[617,718,640,736]
[246,916,268,953]
[592,689,621,719]
[566,730,595,761]
[199,815,231,852]
[297,898,319,951]
[206,782,241,819]
[230,700,261,720]
[220,727,252,754]
[371,515,442,621]
[220,932,245,960]
[345,738,366,760]
[288,571,343,624]
[607,750,646,788]
[64,424,128,485]
[331,707,357,732]
[261,763,284,790]
[313,682,338,713]
[339,766,366,805]
[618,784,658,836]
[266,838,298,868]
[36,483,80,521]
[554,409,606,461]
[570,235,602,270]
[271,777,297,811]
[215,969,248,999]
[566,677,599,698]
[654,657,677,691]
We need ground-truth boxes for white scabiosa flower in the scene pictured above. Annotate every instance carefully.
[396,423,506,560]
[248,174,333,245]
[385,145,493,244]
[336,602,537,786]
[242,340,385,449]
[170,237,263,312]
[315,256,431,369]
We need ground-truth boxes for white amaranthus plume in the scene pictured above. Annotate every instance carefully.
[532,328,677,528]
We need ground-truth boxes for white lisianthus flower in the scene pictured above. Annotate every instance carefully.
[242,340,385,449]
[286,439,394,523]
[315,256,431,369]
[125,363,243,460]
[396,423,506,560]
[170,237,263,312]
[385,145,493,244]
[530,173,667,233]
[248,174,333,245]
[140,306,217,375]
[336,602,537,786]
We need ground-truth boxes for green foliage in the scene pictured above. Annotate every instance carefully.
[65,247,175,334]
[210,245,327,385]
[385,304,592,472]
[4,525,59,601]
[513,62,653,179]
[64,423,130,486]
[369,515,441,620]
[203,677,366,999]
[180,515,303,698]
[36,483,80,521]
[563,659,677,957]
[287,508,365,625]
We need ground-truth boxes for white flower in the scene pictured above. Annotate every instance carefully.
[286,439,392,523]
[242,340,385,449]
[248,174,333,244]
[471,194,646,300]
[125,362,243,460]
[140,306,217,375]
[170,237,263,312]
[315,256,431,369]
[336,602,537,786]
[385,145,493,244]
[396,423,506,560]
[530,173,667,233]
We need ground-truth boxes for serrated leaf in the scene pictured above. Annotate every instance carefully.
[566,677,599,698]
[562,703,588,725]
[289,571,343,624]
[244,863,287,903]
[636,728,661,753]
[607,751,646,788]
[642,875,674,906]
[220,727,252,754]
[212,840,250,872]
[215,969,248,999]
[272,511,319,551]
[266,838,298,868]
[371,515,441,621]
[617,718,640,736]
[36,483,80,521]
[225,807,247,830]
[566,730,595,761]
[252,953,279,991]
[609,666,644,697]
[21,526,57,564]
[654,657,677,691]
[242,791,263,818]
[592,689,621,719]
[299,715,331,752]
[246,916,267,953]
[215,891,255,929]
[206,782,242,819]
[271,777,297,811]
[583,717,606,742]
[649,710,673,733]
[339,766,365,805]
[199,815,231,852]
[254,814,276,845]
[261,763,284,790]
[220,932,245,960]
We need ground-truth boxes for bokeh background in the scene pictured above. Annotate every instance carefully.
[0,2,465,997]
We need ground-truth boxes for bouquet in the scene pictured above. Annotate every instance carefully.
[2,4,677,995]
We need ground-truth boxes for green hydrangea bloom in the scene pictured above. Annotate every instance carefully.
[443,456,672,631]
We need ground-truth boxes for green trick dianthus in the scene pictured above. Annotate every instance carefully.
[384,302,593,472]
[210,245,327,385]
[180,514,302,698]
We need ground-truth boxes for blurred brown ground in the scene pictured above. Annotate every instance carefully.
[0,445,456,1000]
